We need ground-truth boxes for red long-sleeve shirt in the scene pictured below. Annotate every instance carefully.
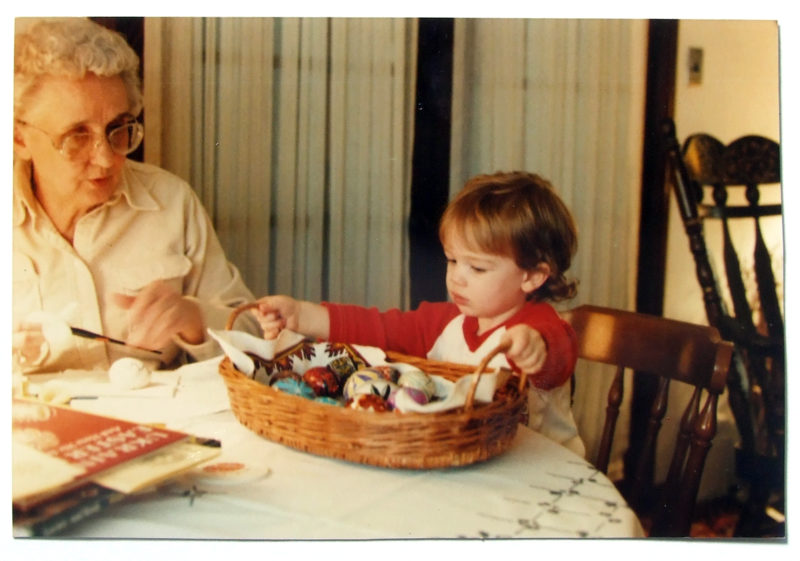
[323,300,576,390]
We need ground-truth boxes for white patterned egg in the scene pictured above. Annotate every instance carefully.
[388,386,429,410]
[350,378,398,400]
[397,369,436,400]
[343,369,392,401]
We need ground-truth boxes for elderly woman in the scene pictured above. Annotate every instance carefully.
[13,18,259,373]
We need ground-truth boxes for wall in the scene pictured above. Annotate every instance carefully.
[662,20,782,500]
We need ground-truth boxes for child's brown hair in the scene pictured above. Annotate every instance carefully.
[439,171,578,302]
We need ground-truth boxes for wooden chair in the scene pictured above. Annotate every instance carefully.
[562,305,733,537]
[662,118,784,536]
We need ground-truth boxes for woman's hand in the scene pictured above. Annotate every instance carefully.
[500,324,547,375]
[113,280,205,350]
[251,295,330,341]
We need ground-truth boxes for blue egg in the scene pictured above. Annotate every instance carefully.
[273,378,315,399]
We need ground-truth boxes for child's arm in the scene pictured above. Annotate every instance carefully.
[251,295,330,340]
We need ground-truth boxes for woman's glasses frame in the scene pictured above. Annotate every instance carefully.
[16,117,144,160]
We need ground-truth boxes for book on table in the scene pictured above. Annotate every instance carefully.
[13,483,126,537]
[11,397,221,513]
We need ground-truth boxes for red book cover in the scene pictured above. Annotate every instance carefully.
[12,398,189,509]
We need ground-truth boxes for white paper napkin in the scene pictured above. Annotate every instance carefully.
[207,328,305,375]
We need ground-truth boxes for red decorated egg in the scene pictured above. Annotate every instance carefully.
[303,366,341,397]
[347,393,390,412]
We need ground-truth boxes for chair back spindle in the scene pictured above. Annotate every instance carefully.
[595,366,624,474]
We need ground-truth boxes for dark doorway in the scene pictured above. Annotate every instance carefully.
[408,18,454,308]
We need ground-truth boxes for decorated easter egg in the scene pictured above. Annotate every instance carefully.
[348,378,397,402]
[347,393,390,412]
[273,378,315,399]
[303,366,341,397]
[365,365,399,383]
[327,356,358,380]
[397,369,437,400]
[314,396,343,407]
[342,368,384,400]
[388,386,429,410]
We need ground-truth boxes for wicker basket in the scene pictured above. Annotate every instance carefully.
[217,303,528,469]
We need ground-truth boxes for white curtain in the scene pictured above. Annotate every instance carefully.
[143,17,418,309]
[450,18,649,475]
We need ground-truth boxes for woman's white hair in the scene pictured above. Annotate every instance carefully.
[14,18,142,119]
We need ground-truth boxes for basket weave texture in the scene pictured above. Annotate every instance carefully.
[218,304,527,469]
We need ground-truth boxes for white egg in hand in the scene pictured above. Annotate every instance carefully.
[108,357,151,390]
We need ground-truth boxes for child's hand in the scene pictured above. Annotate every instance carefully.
[251,296,330,341]
[500,324,547,375]
[251,295,301,339]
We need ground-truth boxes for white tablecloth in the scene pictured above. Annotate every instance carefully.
[52,357,643,539]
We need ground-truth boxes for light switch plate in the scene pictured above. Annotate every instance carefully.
[689,47,703,85]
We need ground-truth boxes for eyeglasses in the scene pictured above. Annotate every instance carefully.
[16,118,144,160]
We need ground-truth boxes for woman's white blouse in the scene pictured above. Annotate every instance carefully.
[13,158,259,373]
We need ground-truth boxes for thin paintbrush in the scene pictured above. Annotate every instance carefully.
[70,326,162,355]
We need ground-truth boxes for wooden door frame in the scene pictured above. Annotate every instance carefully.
[627,19,679,488]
